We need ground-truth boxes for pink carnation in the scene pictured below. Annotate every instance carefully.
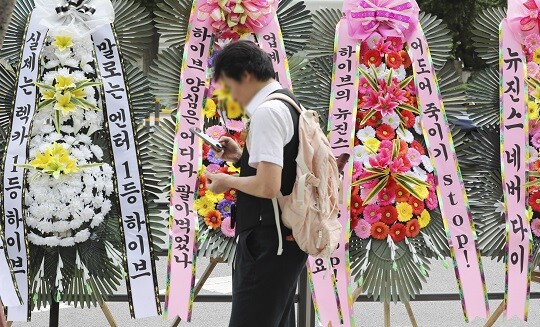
[221,217,236,238]
[354,219,372,239]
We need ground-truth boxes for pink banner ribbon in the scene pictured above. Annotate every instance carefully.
[408,27,489,322]
[166,0,213,320]
[500,18,531,321]
[256,1,292,90]
[343,0,419,41]
[508,0,540,43]
[309,17,359,327]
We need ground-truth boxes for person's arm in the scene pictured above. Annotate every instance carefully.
[207,161,282,199]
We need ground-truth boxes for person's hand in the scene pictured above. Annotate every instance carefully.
[216,136,242,162]
[206,172,231,194]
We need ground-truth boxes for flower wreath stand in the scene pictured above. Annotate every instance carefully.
[0,0,165,324]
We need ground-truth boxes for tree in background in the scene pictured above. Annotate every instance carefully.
[417,0,506,69]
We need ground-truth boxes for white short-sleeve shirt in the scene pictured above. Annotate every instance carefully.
[245,81,294,169]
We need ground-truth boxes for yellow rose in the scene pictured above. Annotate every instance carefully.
[364,138,381,153]
[396,202,413,222]
[418,209,431,228]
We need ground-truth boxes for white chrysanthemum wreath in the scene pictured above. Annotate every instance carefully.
[20,30,114,247]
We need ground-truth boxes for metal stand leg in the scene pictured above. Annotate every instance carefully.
[171,258,222,327]
[49,297,59,327]
[298,269,315,327]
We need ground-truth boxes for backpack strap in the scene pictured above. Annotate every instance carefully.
[264,93,305,114]
[272,198,284,256]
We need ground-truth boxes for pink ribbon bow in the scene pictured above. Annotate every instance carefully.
[343,0,420,41]
[508,0,540,43]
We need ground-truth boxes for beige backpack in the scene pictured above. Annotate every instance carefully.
[264,93,343,258]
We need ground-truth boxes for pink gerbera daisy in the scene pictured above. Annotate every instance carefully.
[354,219,372,239]
[206,125,226,140]
[363,204,381,224]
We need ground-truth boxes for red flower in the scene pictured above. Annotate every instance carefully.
[365,111,383,127]
[398,140,409,157]
[202,143,210,160]
[395,185,410,202]
[529,191,540,212]
[379,206,398,225]
[400,50,412,68]
[198,175,207,197]
[390,223,406,242]
[386,52,403,69]
[411,140,425,155]
[376,124,396,141]
[405,219,421,238]
[534,160,540,172]
[225,189,238,201]
[363,49,383,67]
[401,110,416,129]
[387,36,404,51]
[204,210,223,230]
[408,196,425,215]
[351,195,365,217]
[350,216,360,230]
[356,111,367,130]
[371,222,390,240]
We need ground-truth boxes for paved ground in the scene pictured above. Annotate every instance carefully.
[11,256,540,327]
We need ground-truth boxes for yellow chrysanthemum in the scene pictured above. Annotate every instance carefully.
[413,185,429,200]
[203,99,217,119]
[226,100,243,119]
[227,162,240,174]
[55,75,76,91]
[534,48,540,64]
[418,209,431,228]
[194,196,215,216]
[364,138,381,153]
[396,202,413,222]
[52,35,73,52]
[205,189,225,203]
[54,92,76,115]
[529,101,540,120]
[533,88,540,103]
[71,88,86,99]
[213,88,232,102]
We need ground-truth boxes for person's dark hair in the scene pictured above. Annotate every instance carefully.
[214,40,275,82]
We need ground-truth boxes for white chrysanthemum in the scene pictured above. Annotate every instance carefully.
[353,145,370,162]
[356,126,376,142]
[414,115,423,134]
[394,67,407,81]
[421,155,434,173]
[530,147,539,163]
[382,112,400,130]
[397,128,414,143]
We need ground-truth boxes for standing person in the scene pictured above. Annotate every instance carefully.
[206,40,308,327]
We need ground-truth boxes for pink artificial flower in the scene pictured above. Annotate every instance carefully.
[389,157,410,173]
[531,218,540,237]
[379,140,393,151]
[369,148,392,168]
[425,191,439,210]
[363,204,382,224]
[532,131,540,148]
[206,164,222,173]
[354,219,372,239]
[359,77,373,94]
[206,125,226,140]
[529,62,540,77]
[378,186,396,206]
[406,148,422,167]
[375,38,392,54]
[531,119,540,136]
[373,92,399,116]
[387,81,408,103]
[352,161,364,180]
[386,36,404,52]
[426,173,437,192]
[525,34,540,53]
[221,217,236,238]
[226,119,245,132]
[362,89,381,109]
[366,32,383,50]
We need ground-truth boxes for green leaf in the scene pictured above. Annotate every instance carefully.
[359,67,379,92]
[399,76,414,89]
[397,103,420,115]
[394,175,425,200]
[54,110,61,134]
[363,176,389,204]
[386,69,394,86]
[392,139,400,159]
[360,109,377,126]
[352,172,386,186]
[37,99,55,110]
[35,82,55,91]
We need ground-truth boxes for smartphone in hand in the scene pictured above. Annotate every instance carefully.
[190,127,224,152]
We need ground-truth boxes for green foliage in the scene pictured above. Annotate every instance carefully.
[417,0,506,69]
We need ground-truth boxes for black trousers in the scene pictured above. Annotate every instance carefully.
[229,225,308,327]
